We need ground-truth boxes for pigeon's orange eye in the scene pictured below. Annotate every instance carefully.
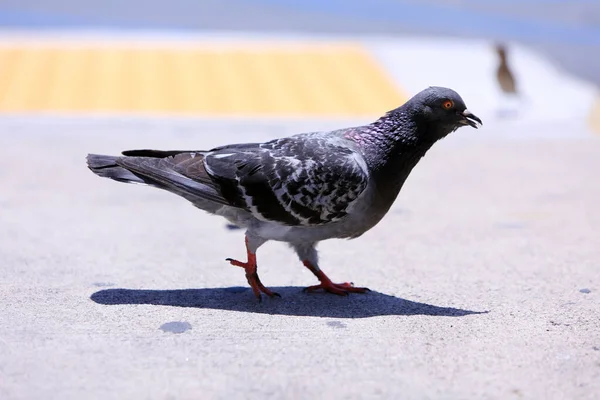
[442,100,454,109]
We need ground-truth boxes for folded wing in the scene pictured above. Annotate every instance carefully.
[93,135,369,226]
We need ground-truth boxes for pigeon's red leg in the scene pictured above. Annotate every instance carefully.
[226,237,280,301]
[302,260,370,295]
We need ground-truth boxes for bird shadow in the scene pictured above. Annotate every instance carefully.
[90,286,487,318]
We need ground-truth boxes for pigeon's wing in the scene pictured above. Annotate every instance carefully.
[111,136,369,226]
[204,136,370,226]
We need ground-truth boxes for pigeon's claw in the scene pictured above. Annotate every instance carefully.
[302,261,370,296]
[225,257,252,268]
[226,256,280,301]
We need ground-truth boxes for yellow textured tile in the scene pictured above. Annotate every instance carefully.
[0,44,406,116]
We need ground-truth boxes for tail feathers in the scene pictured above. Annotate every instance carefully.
[86,154,145,184]
[86,153,230,210]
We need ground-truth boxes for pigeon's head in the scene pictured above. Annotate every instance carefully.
[405,86,482,139]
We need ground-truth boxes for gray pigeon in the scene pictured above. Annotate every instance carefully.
[87,86,482,301]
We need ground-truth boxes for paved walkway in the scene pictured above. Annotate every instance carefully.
[1,117,599,399]
[1,2,599,399]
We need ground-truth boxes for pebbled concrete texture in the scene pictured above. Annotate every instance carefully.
[0,116,599,399]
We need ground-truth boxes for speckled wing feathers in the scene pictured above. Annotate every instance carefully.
[113,134,369,227]
[204,135,369,226]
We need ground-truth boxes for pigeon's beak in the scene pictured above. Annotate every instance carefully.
[460,109,483,129]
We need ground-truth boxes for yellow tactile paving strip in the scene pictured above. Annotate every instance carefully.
[0,43,406,116]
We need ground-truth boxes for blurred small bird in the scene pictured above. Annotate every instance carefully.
[496,44,517,96]
[87,87,481,301]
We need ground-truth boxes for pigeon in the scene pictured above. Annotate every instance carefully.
[87,86,482,301]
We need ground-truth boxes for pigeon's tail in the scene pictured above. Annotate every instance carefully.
[87,154,146,184]
[86,152,231,214]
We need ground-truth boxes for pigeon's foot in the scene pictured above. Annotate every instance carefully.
[302,261,370,296]
[226,254,280,301]
[303,280,369,296]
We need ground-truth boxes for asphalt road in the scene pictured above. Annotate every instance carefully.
[1,116,599,399]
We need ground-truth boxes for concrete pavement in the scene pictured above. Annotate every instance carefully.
[0,116,599,399]
[1,1,599,398]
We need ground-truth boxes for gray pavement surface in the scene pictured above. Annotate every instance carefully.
[1,117,599,399]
